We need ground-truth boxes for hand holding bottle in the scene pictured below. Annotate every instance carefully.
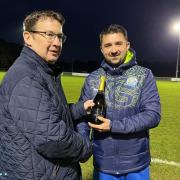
[88,116,111,132]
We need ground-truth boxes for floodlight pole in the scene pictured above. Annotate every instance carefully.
[175,30,180,78]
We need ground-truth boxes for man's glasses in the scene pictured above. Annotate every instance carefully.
[29,31,67,43]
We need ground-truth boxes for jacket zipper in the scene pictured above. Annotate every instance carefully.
[113,70,120,174]
[51,76,60,179]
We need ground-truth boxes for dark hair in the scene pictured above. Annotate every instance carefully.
[99,24,128,44]
[23,10,65,31]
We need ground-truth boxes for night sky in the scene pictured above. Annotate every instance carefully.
[1,0,180,75]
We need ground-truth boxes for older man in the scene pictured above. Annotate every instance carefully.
[0,10,93,180]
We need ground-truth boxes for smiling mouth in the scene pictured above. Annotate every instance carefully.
[111,57,120,60]
[50,50,60,55]
[50,50,58,53]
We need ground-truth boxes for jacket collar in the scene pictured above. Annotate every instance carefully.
[101,48,137,75]
[21,46,62,77]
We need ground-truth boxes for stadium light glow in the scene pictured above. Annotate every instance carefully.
[173,22,180,78]
[173,23,180,31]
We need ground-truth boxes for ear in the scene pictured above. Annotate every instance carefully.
[127,41,130,50]
[23,31,32,47]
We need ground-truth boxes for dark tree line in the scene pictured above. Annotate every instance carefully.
[0,39,177,77]
[0,39,22,69]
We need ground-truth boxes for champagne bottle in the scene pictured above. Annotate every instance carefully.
[90,75,106,124]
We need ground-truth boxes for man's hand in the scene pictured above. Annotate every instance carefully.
[83,100,95,114]
[88,116,111,132]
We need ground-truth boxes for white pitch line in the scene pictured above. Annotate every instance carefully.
[151,158,180,167]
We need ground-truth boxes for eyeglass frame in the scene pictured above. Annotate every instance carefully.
[29,30,67,43]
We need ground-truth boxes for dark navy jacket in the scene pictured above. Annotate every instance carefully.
[0,46,91,180]
[76,49,161,175]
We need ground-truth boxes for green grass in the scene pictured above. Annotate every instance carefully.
[150,81,180,180]
[61,75,85,102]
[1,73,180,179]
[151,81,180,162]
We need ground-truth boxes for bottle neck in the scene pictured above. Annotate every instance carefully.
[98,76,106,91]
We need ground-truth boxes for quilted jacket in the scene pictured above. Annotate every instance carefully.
[76,48,161,175]
[0,46,91,180]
